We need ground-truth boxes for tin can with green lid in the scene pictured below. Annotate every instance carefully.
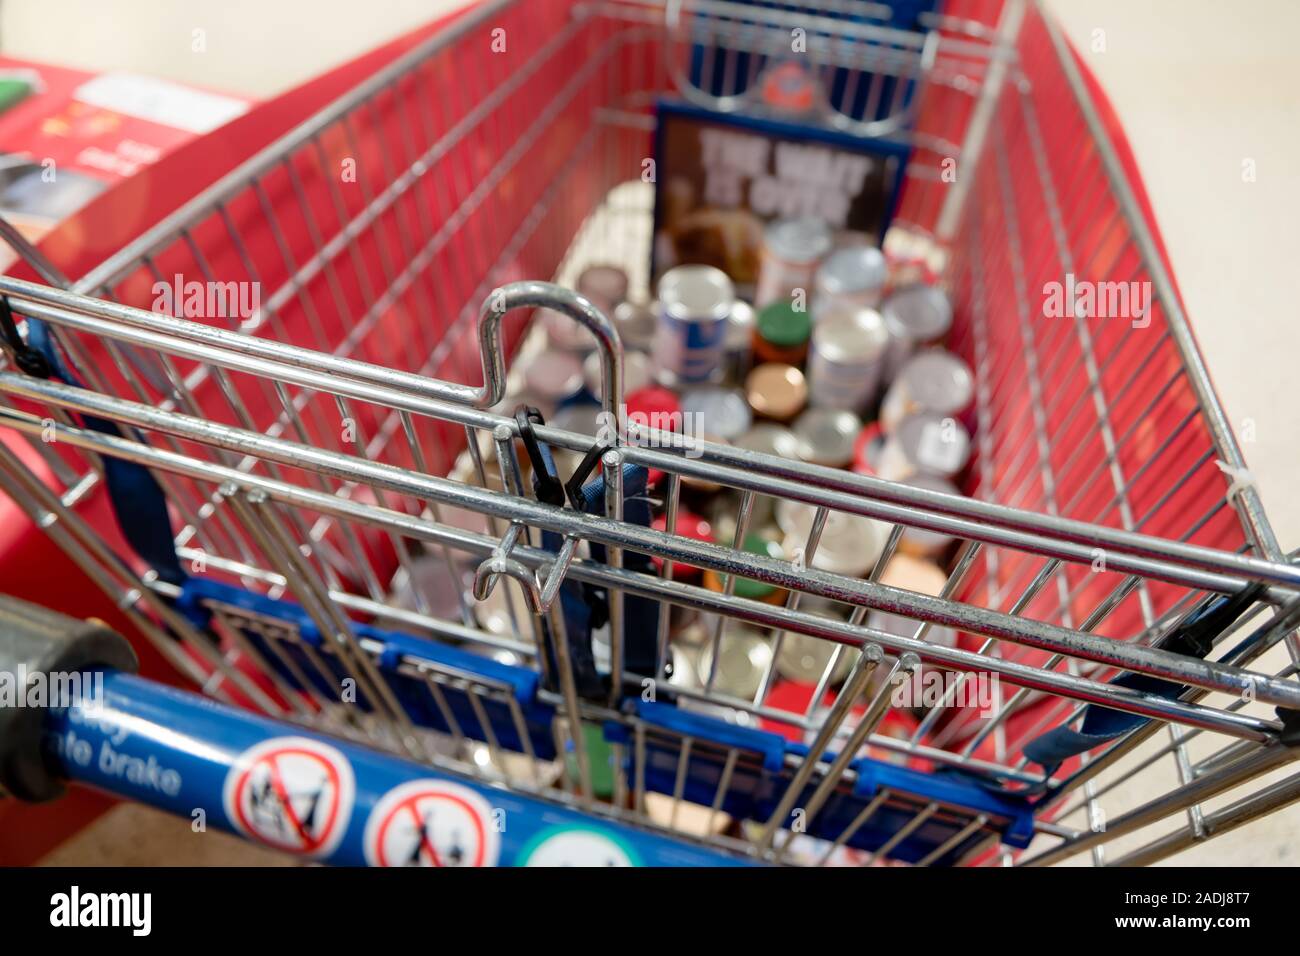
[753,300,811,366]
[702,532,786,603]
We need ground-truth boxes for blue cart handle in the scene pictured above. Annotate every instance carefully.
[0,595,751,867]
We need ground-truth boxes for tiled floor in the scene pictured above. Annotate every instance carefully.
[8,0,1296,866]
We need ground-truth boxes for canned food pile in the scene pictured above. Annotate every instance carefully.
[452,215,973,756]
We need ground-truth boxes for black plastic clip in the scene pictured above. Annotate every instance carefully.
[1167,582,1266,659]
[1278,707,1300,750]
[514,406,565,507]
[563,438,613,512]
[0,296,51,379]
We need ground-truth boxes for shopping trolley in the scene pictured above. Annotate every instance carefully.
[0,0,1296,868]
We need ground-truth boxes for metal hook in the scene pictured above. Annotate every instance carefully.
[475,282,624,443]
[473,535,580,617]
[473,550,545,614]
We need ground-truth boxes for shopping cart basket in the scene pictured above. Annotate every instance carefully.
[0,0,1296,867]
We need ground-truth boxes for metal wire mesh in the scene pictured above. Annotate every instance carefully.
[0,0,1294,866]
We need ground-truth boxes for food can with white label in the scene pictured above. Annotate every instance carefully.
[879,348,974,432]
[653,265,734,385]
[813,245,888,318]
[876,410,972,481]
[881,284,953,378]
[806,304,890,413]
[755,217,832,308]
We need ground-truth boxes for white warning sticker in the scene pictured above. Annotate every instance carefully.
[223,736,355,858]
[363,780,500,867]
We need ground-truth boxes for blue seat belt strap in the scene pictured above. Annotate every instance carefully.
[1023,584,1265,784]
[5,302,189,588]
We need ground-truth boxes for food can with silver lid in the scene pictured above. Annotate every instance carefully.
[522,349,585,417]
[680,385,752,442]
[791,407,862,468]
[813,245,888,317]
[876,410,972,482]
[879,348,975,432]
[733,424,797,530]
[614,300,658,354]
[734,422,800,460]
[584,348,653,400]
[697,627,774,700]
[776,498,887,578]
[881,283,953,378]
[542,306,597,352]
[776,631,856,686]
[577,263,629,314]
[898,472,962,558]
[653,264,733,385]
[806,303,889,412]
[755,217,832,308]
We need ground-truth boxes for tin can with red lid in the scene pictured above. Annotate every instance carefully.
[651,508,712,582]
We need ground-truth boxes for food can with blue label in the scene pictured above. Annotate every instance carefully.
[653,265,734,386]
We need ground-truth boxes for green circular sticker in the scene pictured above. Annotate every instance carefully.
[516,825,643,867]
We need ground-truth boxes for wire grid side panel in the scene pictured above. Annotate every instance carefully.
[891,0,1005,235]
[943,7,1249,656]
[34,7,663,588]
[58,3,649,454]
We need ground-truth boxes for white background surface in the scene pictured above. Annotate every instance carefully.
[4,0,1295,866]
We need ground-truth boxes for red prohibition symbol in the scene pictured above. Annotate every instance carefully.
[363,779,500,867]
[223,737,356,858]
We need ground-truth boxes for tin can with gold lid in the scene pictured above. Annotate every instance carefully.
[745,362,807,423]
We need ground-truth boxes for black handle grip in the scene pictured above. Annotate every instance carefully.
[0,595,137,802]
